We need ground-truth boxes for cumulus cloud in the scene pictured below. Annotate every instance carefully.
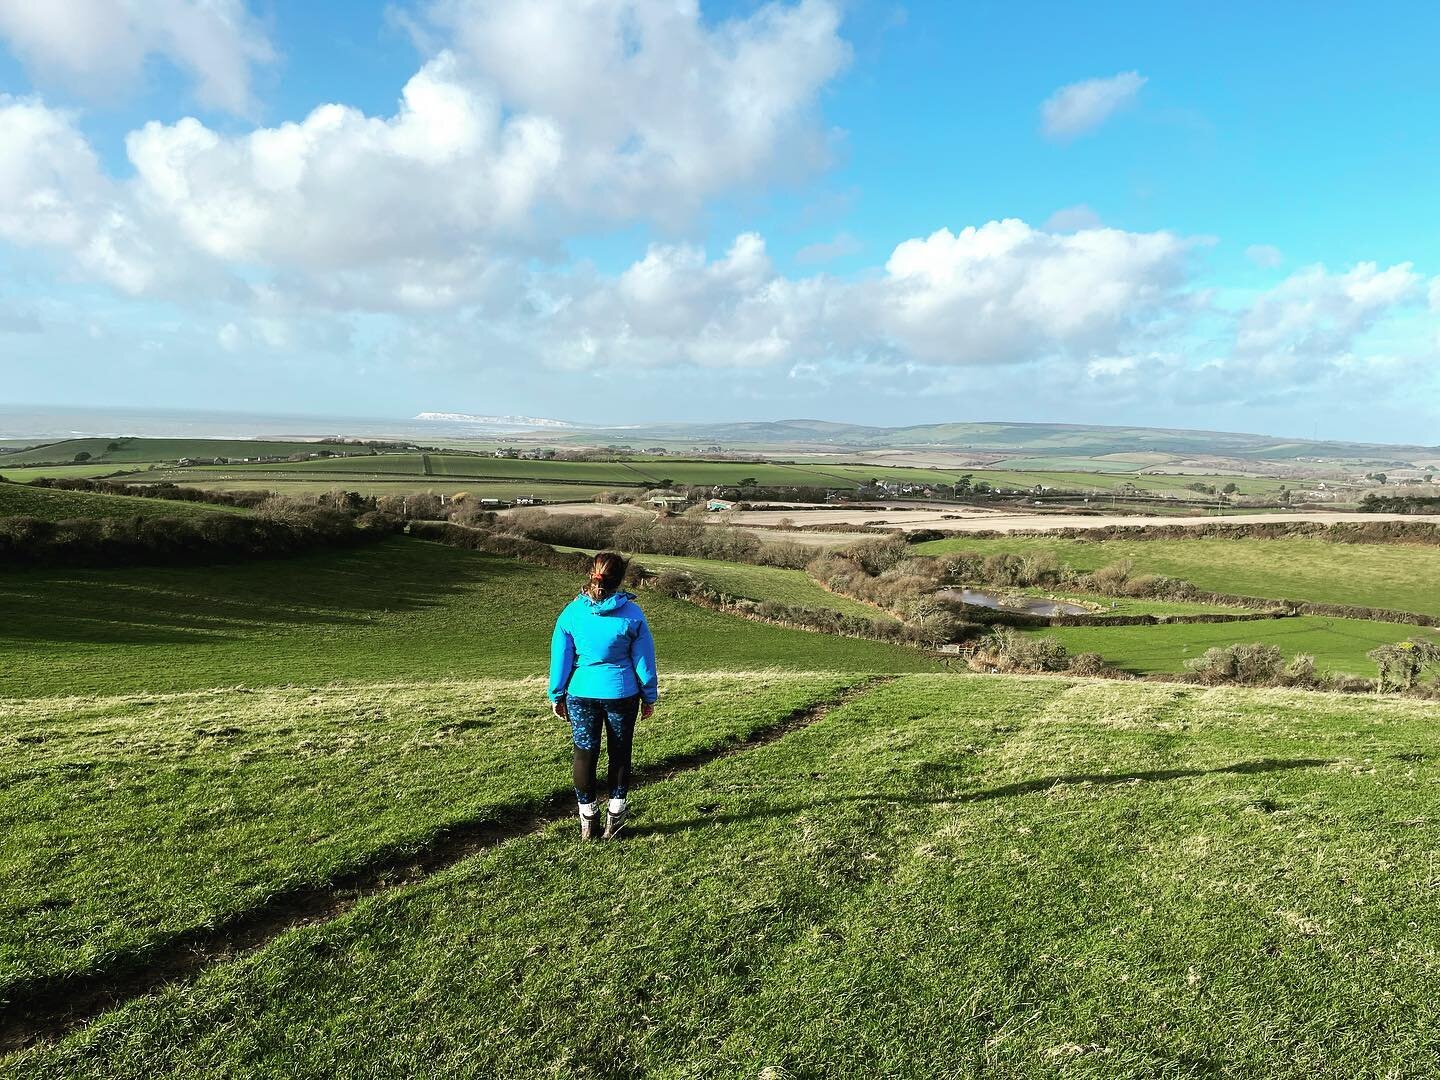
[1041,71,1146,141]
[0,0,274,115]
[515,219,1195,374]
[0,0,849,306]
[794,232,863,264]
[1245,244,1284,268]
[1236,261,1422,358]
[1043,205,1102,232]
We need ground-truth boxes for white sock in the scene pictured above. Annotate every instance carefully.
[609,797,627,815]
[578,802,598,818]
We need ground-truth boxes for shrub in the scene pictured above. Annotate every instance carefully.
[1184,643,1286,686]
[1068,652,1109,677]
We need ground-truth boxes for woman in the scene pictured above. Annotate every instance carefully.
[548,551,658,840]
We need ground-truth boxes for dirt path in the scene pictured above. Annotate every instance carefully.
[0,677,891,1057]
[727,509,1440,533]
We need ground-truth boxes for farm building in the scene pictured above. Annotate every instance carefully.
[648,495,690,511]
[706,499,735,512]
[513,496,543,506]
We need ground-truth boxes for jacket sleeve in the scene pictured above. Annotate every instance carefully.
[548,614,575,701]
[631,611,658,705]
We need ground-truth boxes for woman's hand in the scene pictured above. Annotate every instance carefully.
[641,701,655,720]
[551,698,566,721]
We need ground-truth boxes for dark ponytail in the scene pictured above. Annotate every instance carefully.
[585,551,628,601]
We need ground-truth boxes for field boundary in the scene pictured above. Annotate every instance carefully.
[0,677,892,1057]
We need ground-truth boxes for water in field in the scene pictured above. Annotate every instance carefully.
[940,588,1090,617]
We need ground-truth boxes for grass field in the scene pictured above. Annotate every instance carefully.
[568,548,894,621]
[0,464,154,483]
[0,672,855,1001]
[0,483,237,522]
[0,537,938,699]
[13,674,1440,1077]
[131,474,608,501]
[0,438,339,467]
[129,450,1295,499]
[917,535,1440,616]
[1023,616,1437,675]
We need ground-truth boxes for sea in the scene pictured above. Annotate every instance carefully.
[0,404,547,443]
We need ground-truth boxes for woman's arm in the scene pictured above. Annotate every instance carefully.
[548,618,576,704]
[632,613,658,708]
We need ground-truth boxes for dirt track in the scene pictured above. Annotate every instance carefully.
[726,508,1440,534]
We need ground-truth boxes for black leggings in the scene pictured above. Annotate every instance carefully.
[567,694,640,804]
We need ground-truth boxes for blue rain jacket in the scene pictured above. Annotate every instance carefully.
[548,591,659,704]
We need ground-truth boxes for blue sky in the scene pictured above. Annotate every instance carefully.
[1,0,1437,441]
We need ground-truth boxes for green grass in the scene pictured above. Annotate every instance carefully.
[0,438,340,467]
[1022,616,1440,675]
[131,473,607,501]
[15,674,1440,1077]
[0,464,155,482]
[565,548,893,621]
[127,451,1294,499]
[0,672,855,998]
[0,483,236,522]
[0,537,938,699]
[917,535,1440,616]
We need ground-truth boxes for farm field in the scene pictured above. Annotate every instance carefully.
[916,535,1440,616]
[126,447,1299,499]
[0,672,855,1003]
[0,438,340,467]
[12,675,1440,1076]
[0,464,155,483]
[132,474,608,502]
[0,537,939,699]
[0,483,238,522]
[1023,616,1438,675]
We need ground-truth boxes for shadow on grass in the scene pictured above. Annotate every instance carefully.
[627,757,1335,838]
[0,538,542,646]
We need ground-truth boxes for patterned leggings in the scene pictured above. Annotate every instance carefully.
[567,694,640,804]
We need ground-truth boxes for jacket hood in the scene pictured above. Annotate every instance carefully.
[575,590,636,615]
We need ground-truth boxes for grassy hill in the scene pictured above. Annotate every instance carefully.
[0,483,237,523]
[0,437,342,468]
[9,674,1440,1076]
[0,537,937,699]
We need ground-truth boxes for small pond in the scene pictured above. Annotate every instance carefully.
[939,588,1091,617]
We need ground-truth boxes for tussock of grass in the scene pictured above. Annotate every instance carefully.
[14,675,1440,1077]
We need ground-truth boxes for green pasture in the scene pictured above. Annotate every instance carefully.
[15,675,1440,1077]
[917,535,1440,616]
[0,537,938,699]
[0,483,236,522]
[131,473,606,502]
[568,548,894,621]
[0,438,339,467]
[0,464,153,483]
[1022,616,1438,675]
[0,672,855,1000]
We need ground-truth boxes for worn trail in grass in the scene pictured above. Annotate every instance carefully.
[12,675,1440,1078]
[0,674,859,1013]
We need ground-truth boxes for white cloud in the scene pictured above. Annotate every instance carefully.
[794,232,862,264]
[0,0,274,115]
[1041,71,1146,141]
[1428,277,1440,313]
[1245,244,1284,269]
[1237,261,1422,357]
[1043,205,1102,232]
[510,219,1195,374]
[0,1,849,307]
[874,220,1191,363]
